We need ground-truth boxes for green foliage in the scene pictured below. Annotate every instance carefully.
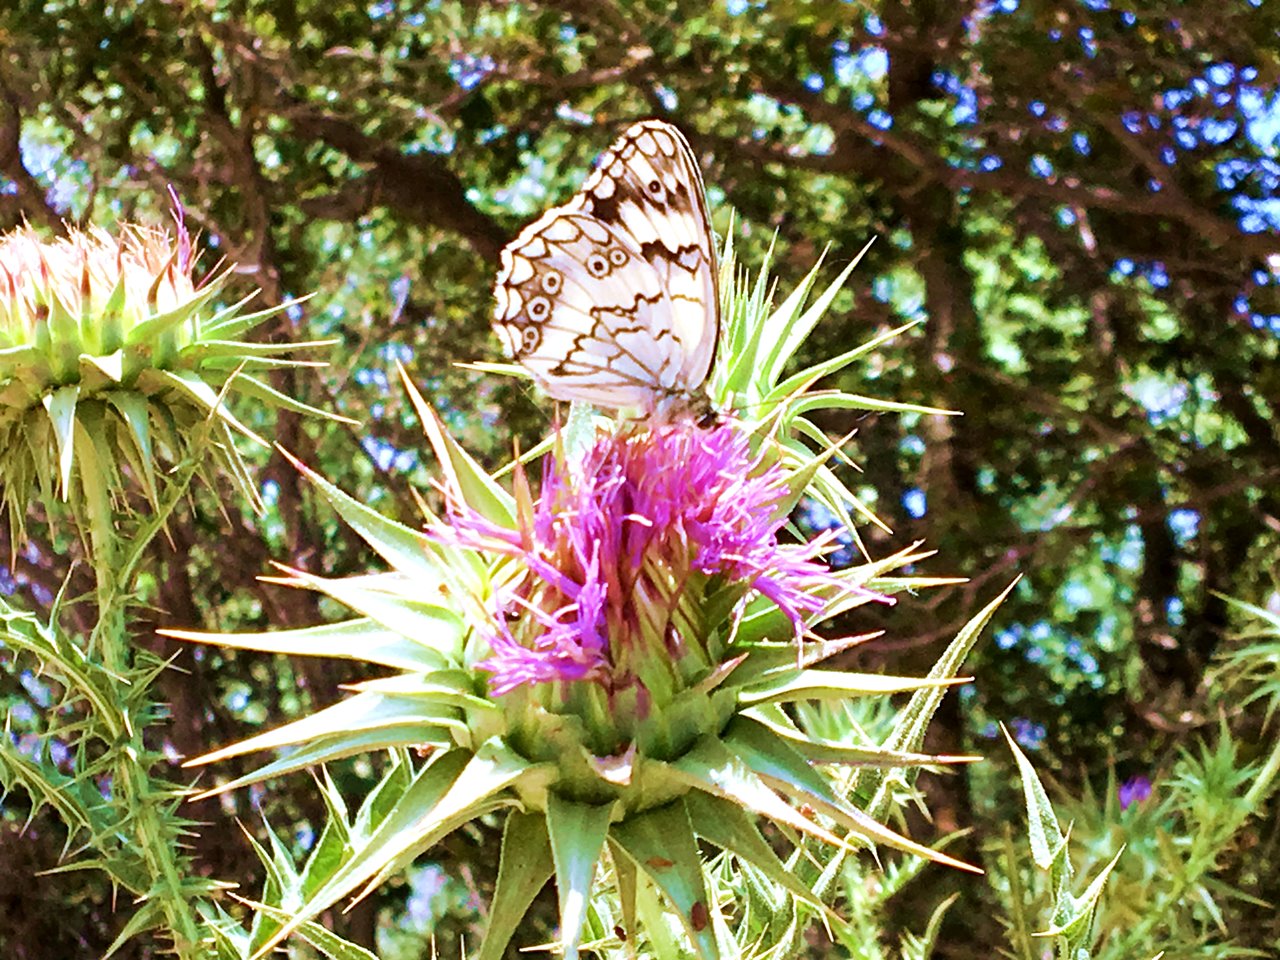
[1000,728,1124,960]
[986,596,1280,959]
[1,0,1278,955]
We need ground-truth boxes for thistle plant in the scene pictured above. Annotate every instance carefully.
[0,206,335,958]
[168,243,1009,959]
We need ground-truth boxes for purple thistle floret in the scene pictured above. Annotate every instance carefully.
[437,423,858,695]
[1118,774,1153,810]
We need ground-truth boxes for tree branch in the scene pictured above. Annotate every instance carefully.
[285,107,510,260]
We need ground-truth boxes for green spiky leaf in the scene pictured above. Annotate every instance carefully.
[547,795,616,960]
[612,799,719,960]
[479,812,555,960]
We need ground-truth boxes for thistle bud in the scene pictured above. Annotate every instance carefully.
[0,212,331,545]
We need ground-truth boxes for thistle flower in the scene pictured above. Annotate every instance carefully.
[166,251,1005,960]
[441,422,865,697]
[0,204,337,548]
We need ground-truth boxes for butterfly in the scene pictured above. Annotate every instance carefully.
[492,120,719,421]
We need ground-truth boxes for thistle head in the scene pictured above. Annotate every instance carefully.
[169,251,991,960]
[0,208,333,547]
[0,221,192,343]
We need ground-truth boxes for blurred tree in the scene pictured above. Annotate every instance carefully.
[0,0,1277,956]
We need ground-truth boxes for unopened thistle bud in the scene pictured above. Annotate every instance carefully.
[0,204,334,545]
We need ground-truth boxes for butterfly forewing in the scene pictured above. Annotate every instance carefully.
[572,121,719,391]
[492,119,719,418]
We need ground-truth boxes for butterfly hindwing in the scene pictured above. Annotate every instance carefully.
[493,211,684,410]
[492,120,719,418]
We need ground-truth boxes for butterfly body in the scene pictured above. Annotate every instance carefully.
[493,120,719,421]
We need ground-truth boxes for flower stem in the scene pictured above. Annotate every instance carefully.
[87,448,213,957]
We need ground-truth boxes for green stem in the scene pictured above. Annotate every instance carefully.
[999,824,1038,960]
[86,447,214,958]
[89,445,206,651]
[117,746,203,953]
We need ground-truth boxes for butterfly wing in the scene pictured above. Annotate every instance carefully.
[570,121,720,390]
[492,120,719,415]
[493,210,686,410]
